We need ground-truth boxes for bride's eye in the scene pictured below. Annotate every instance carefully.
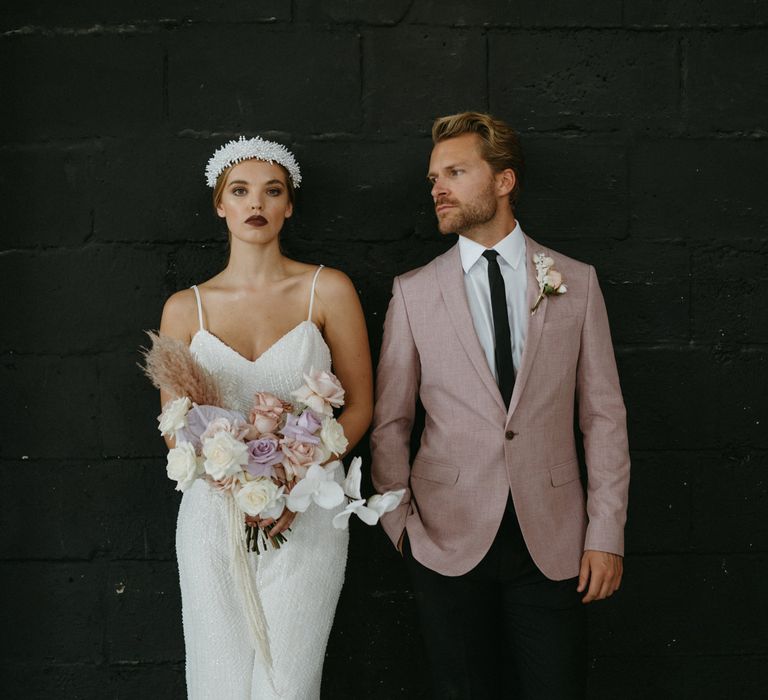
[267,188,283,197]
[232,187,247,196]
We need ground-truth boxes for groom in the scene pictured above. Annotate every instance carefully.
[371,112,630,698]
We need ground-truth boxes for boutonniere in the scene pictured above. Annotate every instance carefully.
[531,252,567,315]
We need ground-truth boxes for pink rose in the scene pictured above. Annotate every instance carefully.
[249,392,287,434]
[291,369,345,416]
[280,438,319,481]
[546,270,563,290]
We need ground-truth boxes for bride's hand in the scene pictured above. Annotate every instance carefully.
[259,508,296,536]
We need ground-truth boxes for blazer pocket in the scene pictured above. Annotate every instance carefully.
[411,458,460,485]
[550,459,580,487]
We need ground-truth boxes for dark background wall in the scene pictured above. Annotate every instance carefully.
[1,2,767,698]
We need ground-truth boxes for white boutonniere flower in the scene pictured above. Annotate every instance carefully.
[531,252,567,315]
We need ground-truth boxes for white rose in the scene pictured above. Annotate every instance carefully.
[236,477,281,517]
[320,416,349,456]
[202,431,249,480]
[166,442,202,492]
[158,397,192,437]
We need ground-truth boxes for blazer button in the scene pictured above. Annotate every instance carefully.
[505,430,516,440]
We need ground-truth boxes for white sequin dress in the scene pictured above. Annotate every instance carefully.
[176,267,349,699]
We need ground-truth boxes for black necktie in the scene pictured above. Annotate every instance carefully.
[482,249,515,407]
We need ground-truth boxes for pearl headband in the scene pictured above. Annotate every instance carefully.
[205,136,302,188]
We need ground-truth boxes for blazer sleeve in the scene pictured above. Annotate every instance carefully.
[370,276,421,548]
[576,265,631,556]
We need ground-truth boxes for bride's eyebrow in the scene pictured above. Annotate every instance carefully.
[228,179,249,186]
[265,179,284,186]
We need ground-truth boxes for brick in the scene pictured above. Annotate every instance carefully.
[623,451,693,554]
[547,239,691,344]
[515,135,629,241]
[290,137,435,242]
[363,28,486,134]
[92,137,220,243]
[518,0,622,27]
[0,144,95,249]
[489,30,680,132]
[691,242,768,343]
[0,355,101,459]
[295,0,413,25]
[590,553,768,656]
[0,1,289,30]
[0,460,177,561]
[0,663,111,700]
[0,562,106,664]
[689,451,768,553]
[629,139,768,240]
[98,351,168,459]
[406,0,521,27]
[617,346,766,452]
[0,34,163,140]
[588,655,768,699]
[686,31,768,133]
[168,26,361,134]
[0,247,168,355]
[105,560,184,662]
[325,525,429,698]
[624,1,758,27]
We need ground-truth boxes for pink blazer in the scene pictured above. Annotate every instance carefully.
[371,236,630,579]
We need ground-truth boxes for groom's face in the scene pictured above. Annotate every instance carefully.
[428,133,497,236]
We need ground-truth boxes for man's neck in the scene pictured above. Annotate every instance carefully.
[460,211,517,249]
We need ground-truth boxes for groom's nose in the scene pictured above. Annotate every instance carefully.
[431,177,448,199]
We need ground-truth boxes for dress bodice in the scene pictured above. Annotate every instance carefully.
[189,321,331,415]
[186,266,332,416]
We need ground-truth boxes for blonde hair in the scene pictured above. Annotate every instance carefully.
[212,161,296,211]
[432,111,524,207]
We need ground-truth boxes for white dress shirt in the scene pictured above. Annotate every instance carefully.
[458,222,528,379]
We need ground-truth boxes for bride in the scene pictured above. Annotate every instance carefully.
[158,137,373,698]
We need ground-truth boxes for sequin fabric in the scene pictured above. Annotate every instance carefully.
[176,291,348,699]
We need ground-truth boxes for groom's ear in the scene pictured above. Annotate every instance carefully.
[496,168,516,198]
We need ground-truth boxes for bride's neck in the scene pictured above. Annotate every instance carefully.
[223,238,288,284]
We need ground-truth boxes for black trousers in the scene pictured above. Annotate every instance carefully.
[405,501,586,699]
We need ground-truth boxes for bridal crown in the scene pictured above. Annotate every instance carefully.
[205,136,302,188]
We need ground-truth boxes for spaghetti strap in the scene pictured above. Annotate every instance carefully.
[307,265,324,322]
[191,285,205,331]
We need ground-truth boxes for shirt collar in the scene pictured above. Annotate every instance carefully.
[458,221,526,273]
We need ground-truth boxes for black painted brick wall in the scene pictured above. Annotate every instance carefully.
[1,2,767,698]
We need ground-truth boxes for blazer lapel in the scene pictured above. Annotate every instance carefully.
[436,245,506,414]
[507,234,548,419]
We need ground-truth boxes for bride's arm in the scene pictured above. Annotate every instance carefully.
[157,290,198,449]
[314,269,374,455]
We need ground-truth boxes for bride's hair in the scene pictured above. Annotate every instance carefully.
[432,111,524,208]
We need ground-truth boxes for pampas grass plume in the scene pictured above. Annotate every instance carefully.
[140,331,222,406]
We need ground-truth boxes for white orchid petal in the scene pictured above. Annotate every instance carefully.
[285,490,312,513]
[343,456,363,499]
[314,481,345,510]
[332,509,353,529]
[367,489,406,516]
[353,503,381,526]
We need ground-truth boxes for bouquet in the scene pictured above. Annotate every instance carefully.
[143,332,404,552]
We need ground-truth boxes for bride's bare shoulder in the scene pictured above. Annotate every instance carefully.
[160,288,199,342]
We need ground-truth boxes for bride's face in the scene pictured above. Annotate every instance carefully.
[216,159,293,245]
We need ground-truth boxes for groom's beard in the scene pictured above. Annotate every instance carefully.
[437,183,497,236]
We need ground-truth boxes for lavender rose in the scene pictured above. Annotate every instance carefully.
[245,436,283,478]
[282,410,322,444]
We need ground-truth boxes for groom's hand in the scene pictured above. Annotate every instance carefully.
[577,550,623,603]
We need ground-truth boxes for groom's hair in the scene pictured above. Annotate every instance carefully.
[432,112,524,207]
